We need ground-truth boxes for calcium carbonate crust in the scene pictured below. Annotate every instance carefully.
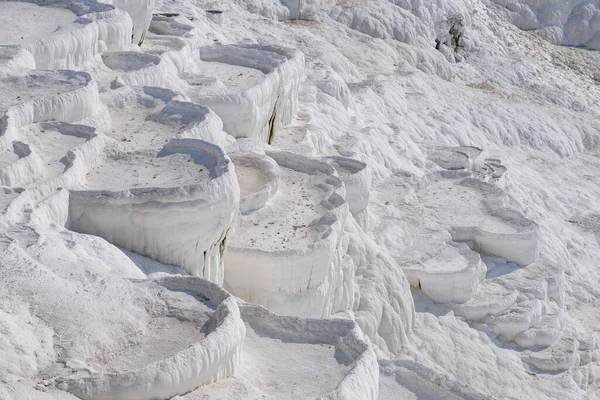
[57,276,245,400]
[0,0,132,70]
[68,138,240,283]
[0,70,102,151]
[2,0,600,397]
[229,153,279,215]
[324,156,372,230]
[449,177,540,266]
[225,149,351,318]
[191,45,305,143]
[240,303,379,400]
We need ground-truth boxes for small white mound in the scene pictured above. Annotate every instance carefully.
[230,153,279,215]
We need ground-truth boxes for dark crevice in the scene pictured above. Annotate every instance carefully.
[267,95,280,144]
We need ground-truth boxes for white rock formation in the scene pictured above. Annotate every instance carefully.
[3,0,600,398]
[101,51,179,90]
[180,302,379,400]
[58,276,245,400]
[225,149,350,318]
[426,145,486,171]
[229,153,279,215]
[0,141,46,187]
[105,0,156,45]
[447,177,540,266]
[68,139,239,283]
[325,156,372,230]
[493,0,600,49]
[99,86,233,150]
[188,45,305,143]
[372,162,538,304]
[0,70,103,150]
[0,0,133,69]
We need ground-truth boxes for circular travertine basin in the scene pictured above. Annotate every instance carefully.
[179,303,378,400]
[0,2,76,45]
[68,139,240,283]
[58,276,245,400]
[225,150,350,318]
[230,154,279,215]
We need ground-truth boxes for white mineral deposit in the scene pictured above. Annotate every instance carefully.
[2,0,600,399]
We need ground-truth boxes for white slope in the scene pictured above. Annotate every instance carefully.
[378,359,484,400]
[1,0,600,399]
[491,0,600,50]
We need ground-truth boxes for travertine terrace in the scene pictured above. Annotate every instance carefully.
[2,0,600,398]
